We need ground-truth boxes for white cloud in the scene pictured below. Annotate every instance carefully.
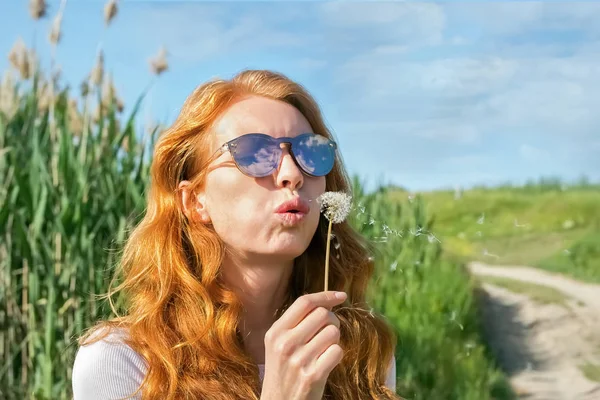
[131,4,311,63]
[452,2,600,37]
[318,2,446,48]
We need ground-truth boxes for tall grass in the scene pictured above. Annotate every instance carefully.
[0,69,159,398]
[354,181,513,400]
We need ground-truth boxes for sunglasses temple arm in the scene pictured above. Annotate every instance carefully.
[194,144,229,176]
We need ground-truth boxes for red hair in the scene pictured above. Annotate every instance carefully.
[78,69,400,399]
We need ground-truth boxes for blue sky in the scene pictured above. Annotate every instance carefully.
[1,1,599,191]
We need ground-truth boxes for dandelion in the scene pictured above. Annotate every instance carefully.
[104,0,118,26]
[149,46,169,76]
[29,0,47,20]
[477,213,485,225]
[317,191,352,291]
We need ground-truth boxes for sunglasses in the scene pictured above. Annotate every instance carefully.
[206,133,338,178]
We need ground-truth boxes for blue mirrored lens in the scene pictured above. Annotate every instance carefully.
[293,134,335,176]
[232,135,281,177]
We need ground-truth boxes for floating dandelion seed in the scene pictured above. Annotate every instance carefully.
[317,191,352,291]
[477,213,485,225]
[482,248,499,259]
[104,0,118,26]
[29,0,47,20]
[427,233,441,244]
[149,46,169,76]
[390,260,398,271]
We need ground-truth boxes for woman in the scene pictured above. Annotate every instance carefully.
[72,69,400,400]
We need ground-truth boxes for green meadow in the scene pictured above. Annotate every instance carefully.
[387,180,600,283]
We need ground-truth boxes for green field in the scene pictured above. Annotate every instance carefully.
[388,181,600,283]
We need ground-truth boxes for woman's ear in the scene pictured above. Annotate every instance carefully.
[178,180,211,224]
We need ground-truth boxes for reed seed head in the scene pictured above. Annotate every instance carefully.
[8,38,31,79]
[0,70,18,118]
[67,98,83,136]
[104,0,118,26]
[90,50,104,87]
[49,10,63,46]
[149,46,168,76]
[29,0,47,20]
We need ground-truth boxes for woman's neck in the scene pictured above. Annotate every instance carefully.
[221,254,294,364]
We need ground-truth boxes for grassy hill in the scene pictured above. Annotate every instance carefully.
[387,178,600,283]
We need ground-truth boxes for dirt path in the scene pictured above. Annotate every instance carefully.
[468,261,600,400]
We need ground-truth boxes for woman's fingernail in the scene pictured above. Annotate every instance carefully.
[335,292,347,299]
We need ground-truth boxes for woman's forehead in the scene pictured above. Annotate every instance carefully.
[211,96,313,141]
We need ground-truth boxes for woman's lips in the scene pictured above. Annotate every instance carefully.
[274,211,307,225]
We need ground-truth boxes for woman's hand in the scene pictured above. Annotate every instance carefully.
[260,291,347,400]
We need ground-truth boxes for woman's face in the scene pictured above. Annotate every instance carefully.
[194,96,327,261]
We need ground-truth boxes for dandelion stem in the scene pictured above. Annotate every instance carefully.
[324,219,333,291]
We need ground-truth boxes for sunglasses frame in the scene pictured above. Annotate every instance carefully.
[204,132,338,178]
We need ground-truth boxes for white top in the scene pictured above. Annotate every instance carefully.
[72,327,397,399]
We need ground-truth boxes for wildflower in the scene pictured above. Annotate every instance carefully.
[317,191,352,291]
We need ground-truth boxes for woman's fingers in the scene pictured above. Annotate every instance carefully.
[273,291,346,330]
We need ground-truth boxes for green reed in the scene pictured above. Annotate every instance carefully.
[0,68,158,399]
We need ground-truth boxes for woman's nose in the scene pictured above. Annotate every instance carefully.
[275,144,303,190]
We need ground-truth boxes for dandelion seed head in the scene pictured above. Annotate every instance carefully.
[317,191,352,224]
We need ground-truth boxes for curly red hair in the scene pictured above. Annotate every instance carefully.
[78,69,400,399]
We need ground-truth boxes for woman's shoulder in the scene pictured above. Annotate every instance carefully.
[72,326,148,399]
